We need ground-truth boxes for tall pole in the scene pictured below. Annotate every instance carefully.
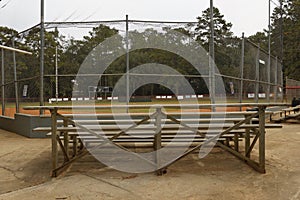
[125,15,130,111]
[279,0,284,65]
[279,0,285,102]
[255,45,260,103]
[1,49,5,115]
[55,45,58,102]
[239,32,245,109]
[274,57,278,102]
[209,0,215,108]
[40,0,45,114]
[267,0,271,102]
[12,36,19,113]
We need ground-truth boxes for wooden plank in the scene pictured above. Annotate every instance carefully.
[23,103,290,111]
[282,106,300,112]
[79,137,238,143]
[56,117,249,125]
[33,123,281,133]
[285,112,300,120]
[62,111,273,117]
[51,128,248,137]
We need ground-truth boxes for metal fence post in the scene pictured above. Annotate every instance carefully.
[209,0,215,108]
[255,45,260,103]
[274,57,278,102]
[55,45,59,102]
[267,0,271,102]
[51,108,58,176]
[12,37,19,113]
[40,0,45,115]
[1,49,5,115]
[239,33,245,109]
[126,15,130,112]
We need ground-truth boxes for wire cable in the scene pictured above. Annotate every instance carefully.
[0,0,11,9]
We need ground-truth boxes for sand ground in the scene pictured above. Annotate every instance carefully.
[0,123,300,200]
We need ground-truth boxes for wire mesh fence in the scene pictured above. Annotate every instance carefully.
[0,19,284,117]
[286,78,300,102]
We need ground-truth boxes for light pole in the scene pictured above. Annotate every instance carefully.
[40,0,45,114]
[209,0,215,109]
[267,0,271,102]
[279,0,284,102]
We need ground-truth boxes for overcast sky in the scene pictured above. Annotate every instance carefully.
[0,0,277,37]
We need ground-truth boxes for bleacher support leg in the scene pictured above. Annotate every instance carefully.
[51,108,58,177]
[258,106,266,173]
[154,107,164,175]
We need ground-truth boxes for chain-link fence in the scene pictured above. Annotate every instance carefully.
[286,78,300,102]
[0,19,284,117]
[0,45,39,117]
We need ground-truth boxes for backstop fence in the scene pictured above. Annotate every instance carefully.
[0,19,284,117]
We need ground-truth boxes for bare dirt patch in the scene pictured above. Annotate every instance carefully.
[0,123,299,199]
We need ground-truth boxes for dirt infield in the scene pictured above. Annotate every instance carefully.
[0,123,300,200]
[1,105,249,118]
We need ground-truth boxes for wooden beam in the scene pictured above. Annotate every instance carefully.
[63,118,69,160]
[246,129,260,157]
[217,142,265,173]
[56,134,69,162]
[51,108,58,177]
[234,133,239,152]
[72,135,78,157]
[258,106,266,173]
[245,123,251,158]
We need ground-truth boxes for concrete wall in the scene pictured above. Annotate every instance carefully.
[0,114,51,138]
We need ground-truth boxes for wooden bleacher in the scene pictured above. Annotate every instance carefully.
[270,105,300,122]
[24,103,288,177]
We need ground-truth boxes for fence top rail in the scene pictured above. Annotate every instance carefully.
[0,45,32,55]
[23,103,290,111]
